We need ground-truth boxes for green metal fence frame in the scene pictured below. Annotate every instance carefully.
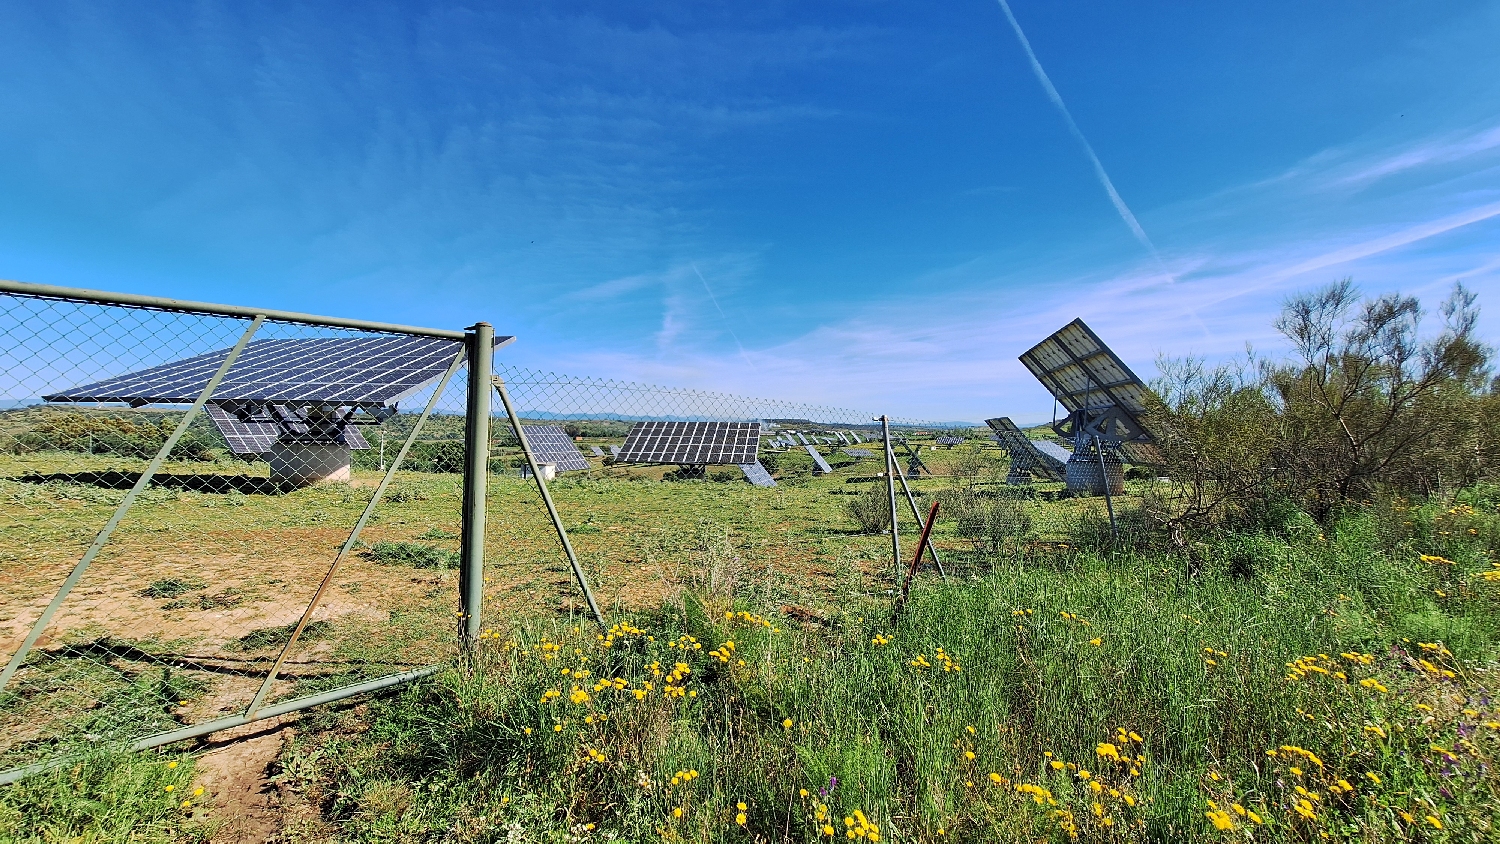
[0,279,512,785]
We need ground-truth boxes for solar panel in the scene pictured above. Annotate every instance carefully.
[739,461,777,487]
[986,417,1067,482]
[205,403,371,454]
[522,425,592,473]
[1018,319,1156,450]
[804,445,833,474]
[835,432,850,444]
[590,446,606,457]
[614,421,761,465]
[935,435,964,446]
[794,432,810,446]
[206,404,280,454]
[608,445,621,457]
[850,431,864,443]
[44,335,464,409]
[843,448,873,458]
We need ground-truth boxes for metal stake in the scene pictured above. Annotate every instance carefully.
[879,415,902,581]
[892,499,940,624]
[459,323,494,645]
[493,375,604,628]
[894,463,946,580]
[244,345,465,717]
[0,316,266,693]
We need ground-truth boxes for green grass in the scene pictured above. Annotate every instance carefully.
[4,439,1499,841]
[0,748,209,843]
[268,496,1500,843]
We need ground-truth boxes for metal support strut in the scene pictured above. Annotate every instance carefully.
[244,344,466,717]
[894,462,946,581]
[493,374,605,628]
[879,415,902,581]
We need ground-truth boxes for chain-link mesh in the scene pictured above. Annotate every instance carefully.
[0,291,473,776]
[0,287,952,780]
[478,365,948,628]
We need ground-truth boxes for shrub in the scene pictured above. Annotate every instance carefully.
[846,483,892,533]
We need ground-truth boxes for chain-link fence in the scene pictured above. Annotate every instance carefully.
[0,281,949,783]
[0,284,488,782]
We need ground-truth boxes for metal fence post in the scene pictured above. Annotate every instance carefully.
[880,415,902,581]
[459,322,493,646]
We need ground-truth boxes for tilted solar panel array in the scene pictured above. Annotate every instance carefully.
[804,444,833,474]
[522,425,592,473]
[986,417,1067,481]
[614,421,761,465]
[935,435,964,446]
[205,404,281,454]
[44,336,462,408]
[739,461,777,487]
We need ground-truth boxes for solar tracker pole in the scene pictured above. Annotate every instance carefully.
[459,323,494,647]
[492,375,605,628]
[0,315,266,694]
[879,415,902,582]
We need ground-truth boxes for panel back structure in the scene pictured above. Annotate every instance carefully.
[614,421,761,465]
[1018,318,1160,493]
[1017,319,1157,454]
[521,425,592,473]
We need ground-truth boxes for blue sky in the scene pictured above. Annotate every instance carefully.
[2,1,1498,422]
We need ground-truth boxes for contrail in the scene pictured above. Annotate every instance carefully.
[996,0,1172,280]
[691,263,757,370]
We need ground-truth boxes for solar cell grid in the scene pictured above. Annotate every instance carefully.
[804,445,833,474]
[739,461,776,487]
[985,416,1067,481]
[522,425,592,473]
[205,402,371,454]
[614,421,761,465]
[44,335,463,408]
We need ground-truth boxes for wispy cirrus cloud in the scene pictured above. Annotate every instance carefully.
[548,117,1500,422]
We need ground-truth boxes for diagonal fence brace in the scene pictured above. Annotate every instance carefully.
[243,344,468,718]
[0,315,266,693]
[492,375,605,628]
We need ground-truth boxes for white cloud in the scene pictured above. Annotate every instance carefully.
[536,119,1500,423]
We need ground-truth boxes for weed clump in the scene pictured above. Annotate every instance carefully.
[233,620,334,651]
[138,577,206,599]
[364,540,456,569]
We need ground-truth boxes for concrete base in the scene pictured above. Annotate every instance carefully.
[268,443,353,487]
[521,462,558,481]
[1064,451,1124,496]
